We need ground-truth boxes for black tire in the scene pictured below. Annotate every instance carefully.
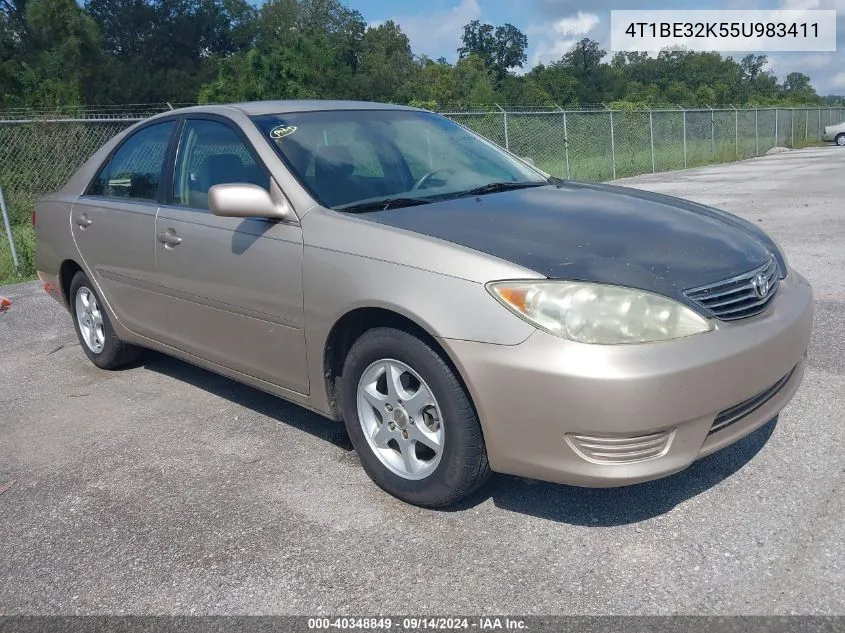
[69,271,142,370]
[836,133,845,147]
[341,327,491,508]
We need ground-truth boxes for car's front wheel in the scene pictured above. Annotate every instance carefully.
[341,327,491,507]
[836,133,845,146]
[69,271,142,369]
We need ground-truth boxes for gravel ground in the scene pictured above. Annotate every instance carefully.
[0,146,843,615]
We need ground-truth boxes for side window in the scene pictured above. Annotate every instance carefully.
[173,119,269,210]
[86,121,175,201]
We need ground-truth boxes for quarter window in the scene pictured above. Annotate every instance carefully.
[173,119,269,210]
[86,121,175,201]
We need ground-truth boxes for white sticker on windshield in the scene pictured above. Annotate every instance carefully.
[269,125,297,140]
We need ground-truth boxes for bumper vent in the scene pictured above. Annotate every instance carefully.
[566,430,671,464]
[684,256,780,321]
[710,366,796,435]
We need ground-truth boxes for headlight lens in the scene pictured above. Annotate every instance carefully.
[488,280,713,344]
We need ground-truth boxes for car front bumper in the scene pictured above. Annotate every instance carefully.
[441,269,814,487]
[822,131,838,142]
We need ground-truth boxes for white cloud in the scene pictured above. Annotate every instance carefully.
[529,12,601,66]
[551,12,601,37]
[779,0,820,8]
[831,72,845,88]
[390,0,481,61]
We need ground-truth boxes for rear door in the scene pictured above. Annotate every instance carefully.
[71,120,177,339]
[153,116,309,394]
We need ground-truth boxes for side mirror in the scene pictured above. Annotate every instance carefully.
[209,183,290,221]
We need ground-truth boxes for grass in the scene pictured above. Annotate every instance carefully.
[1,224,36,286]
[529,138,805,182]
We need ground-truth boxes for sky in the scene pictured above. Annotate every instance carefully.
[356,0,845,96]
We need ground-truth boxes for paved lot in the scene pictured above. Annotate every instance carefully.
[1,146,843,615]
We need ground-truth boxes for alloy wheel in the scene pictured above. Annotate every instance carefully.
[75,286,105,354]
[356,359,445,480]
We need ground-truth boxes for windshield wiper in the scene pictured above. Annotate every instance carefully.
[337,197,435,213]
[454,181,547,198]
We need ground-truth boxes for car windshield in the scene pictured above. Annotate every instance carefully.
[252,109,547,211]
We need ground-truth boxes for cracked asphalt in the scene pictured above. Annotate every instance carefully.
[1,146,843,615]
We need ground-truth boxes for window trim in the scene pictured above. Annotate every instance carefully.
[164,114,273,213]
[82,117,181,205]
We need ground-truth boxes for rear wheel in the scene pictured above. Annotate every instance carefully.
[836,133,845,146]
[70,271,142,369]
[341,327,490,507]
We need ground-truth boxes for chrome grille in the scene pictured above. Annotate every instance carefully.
[566,430,671,464]
[684,256,780,321]
[710,366,796,435]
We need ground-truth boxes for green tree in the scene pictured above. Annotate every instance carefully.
[353,20,416,103]
[558,38,610,104]
[781,72,817,104]
[0,0,27,104]
[455,54,496,106]
[457,19,527,80]
[200,0,366,102]
[526,63,577,105]
[409,56,458,108]
[19,0,102,107]
[86,0,257,103]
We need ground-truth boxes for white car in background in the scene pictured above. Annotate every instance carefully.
[822,122,845,145]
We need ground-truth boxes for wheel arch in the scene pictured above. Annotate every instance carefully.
[322,306,479,425]
[58,259,84,308]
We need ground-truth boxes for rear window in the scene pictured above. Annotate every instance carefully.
[86,121,175,201]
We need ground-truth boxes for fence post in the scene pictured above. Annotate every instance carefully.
[733,106,738,159]
[649,109,655,173]
[804,109,808,143]
[819,108,822,140]
[609,109,617,180]
[755,108,759,155]
[790,109,794,148]
[0,185,19,273]
[682,109,687,168]
[496,104,509,151]
[774,108,778,147]
[561,109,571,180]
[710,106,715,158]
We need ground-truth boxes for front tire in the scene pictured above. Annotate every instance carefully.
[69,271,142,369]
[836,133,845,147]
[341,327,490,508]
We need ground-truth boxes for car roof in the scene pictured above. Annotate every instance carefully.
[152,100,419,119]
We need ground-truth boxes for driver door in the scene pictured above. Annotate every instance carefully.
[153,117,309,394]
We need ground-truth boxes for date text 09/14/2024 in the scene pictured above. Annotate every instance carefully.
[307,617,528,630]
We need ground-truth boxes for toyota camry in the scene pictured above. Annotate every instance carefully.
[35,101,814,507]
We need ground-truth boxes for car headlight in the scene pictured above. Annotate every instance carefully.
[487,280,713,344]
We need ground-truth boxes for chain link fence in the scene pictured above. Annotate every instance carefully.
[2,105,844,280]
[443,105,845,181]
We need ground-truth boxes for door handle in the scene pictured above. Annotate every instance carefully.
[157,229,182,247]
[75,214,92,228]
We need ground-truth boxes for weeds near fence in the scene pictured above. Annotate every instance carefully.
[0,105,843,284]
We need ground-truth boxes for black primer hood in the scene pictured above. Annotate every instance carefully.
[349,182,782,304]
